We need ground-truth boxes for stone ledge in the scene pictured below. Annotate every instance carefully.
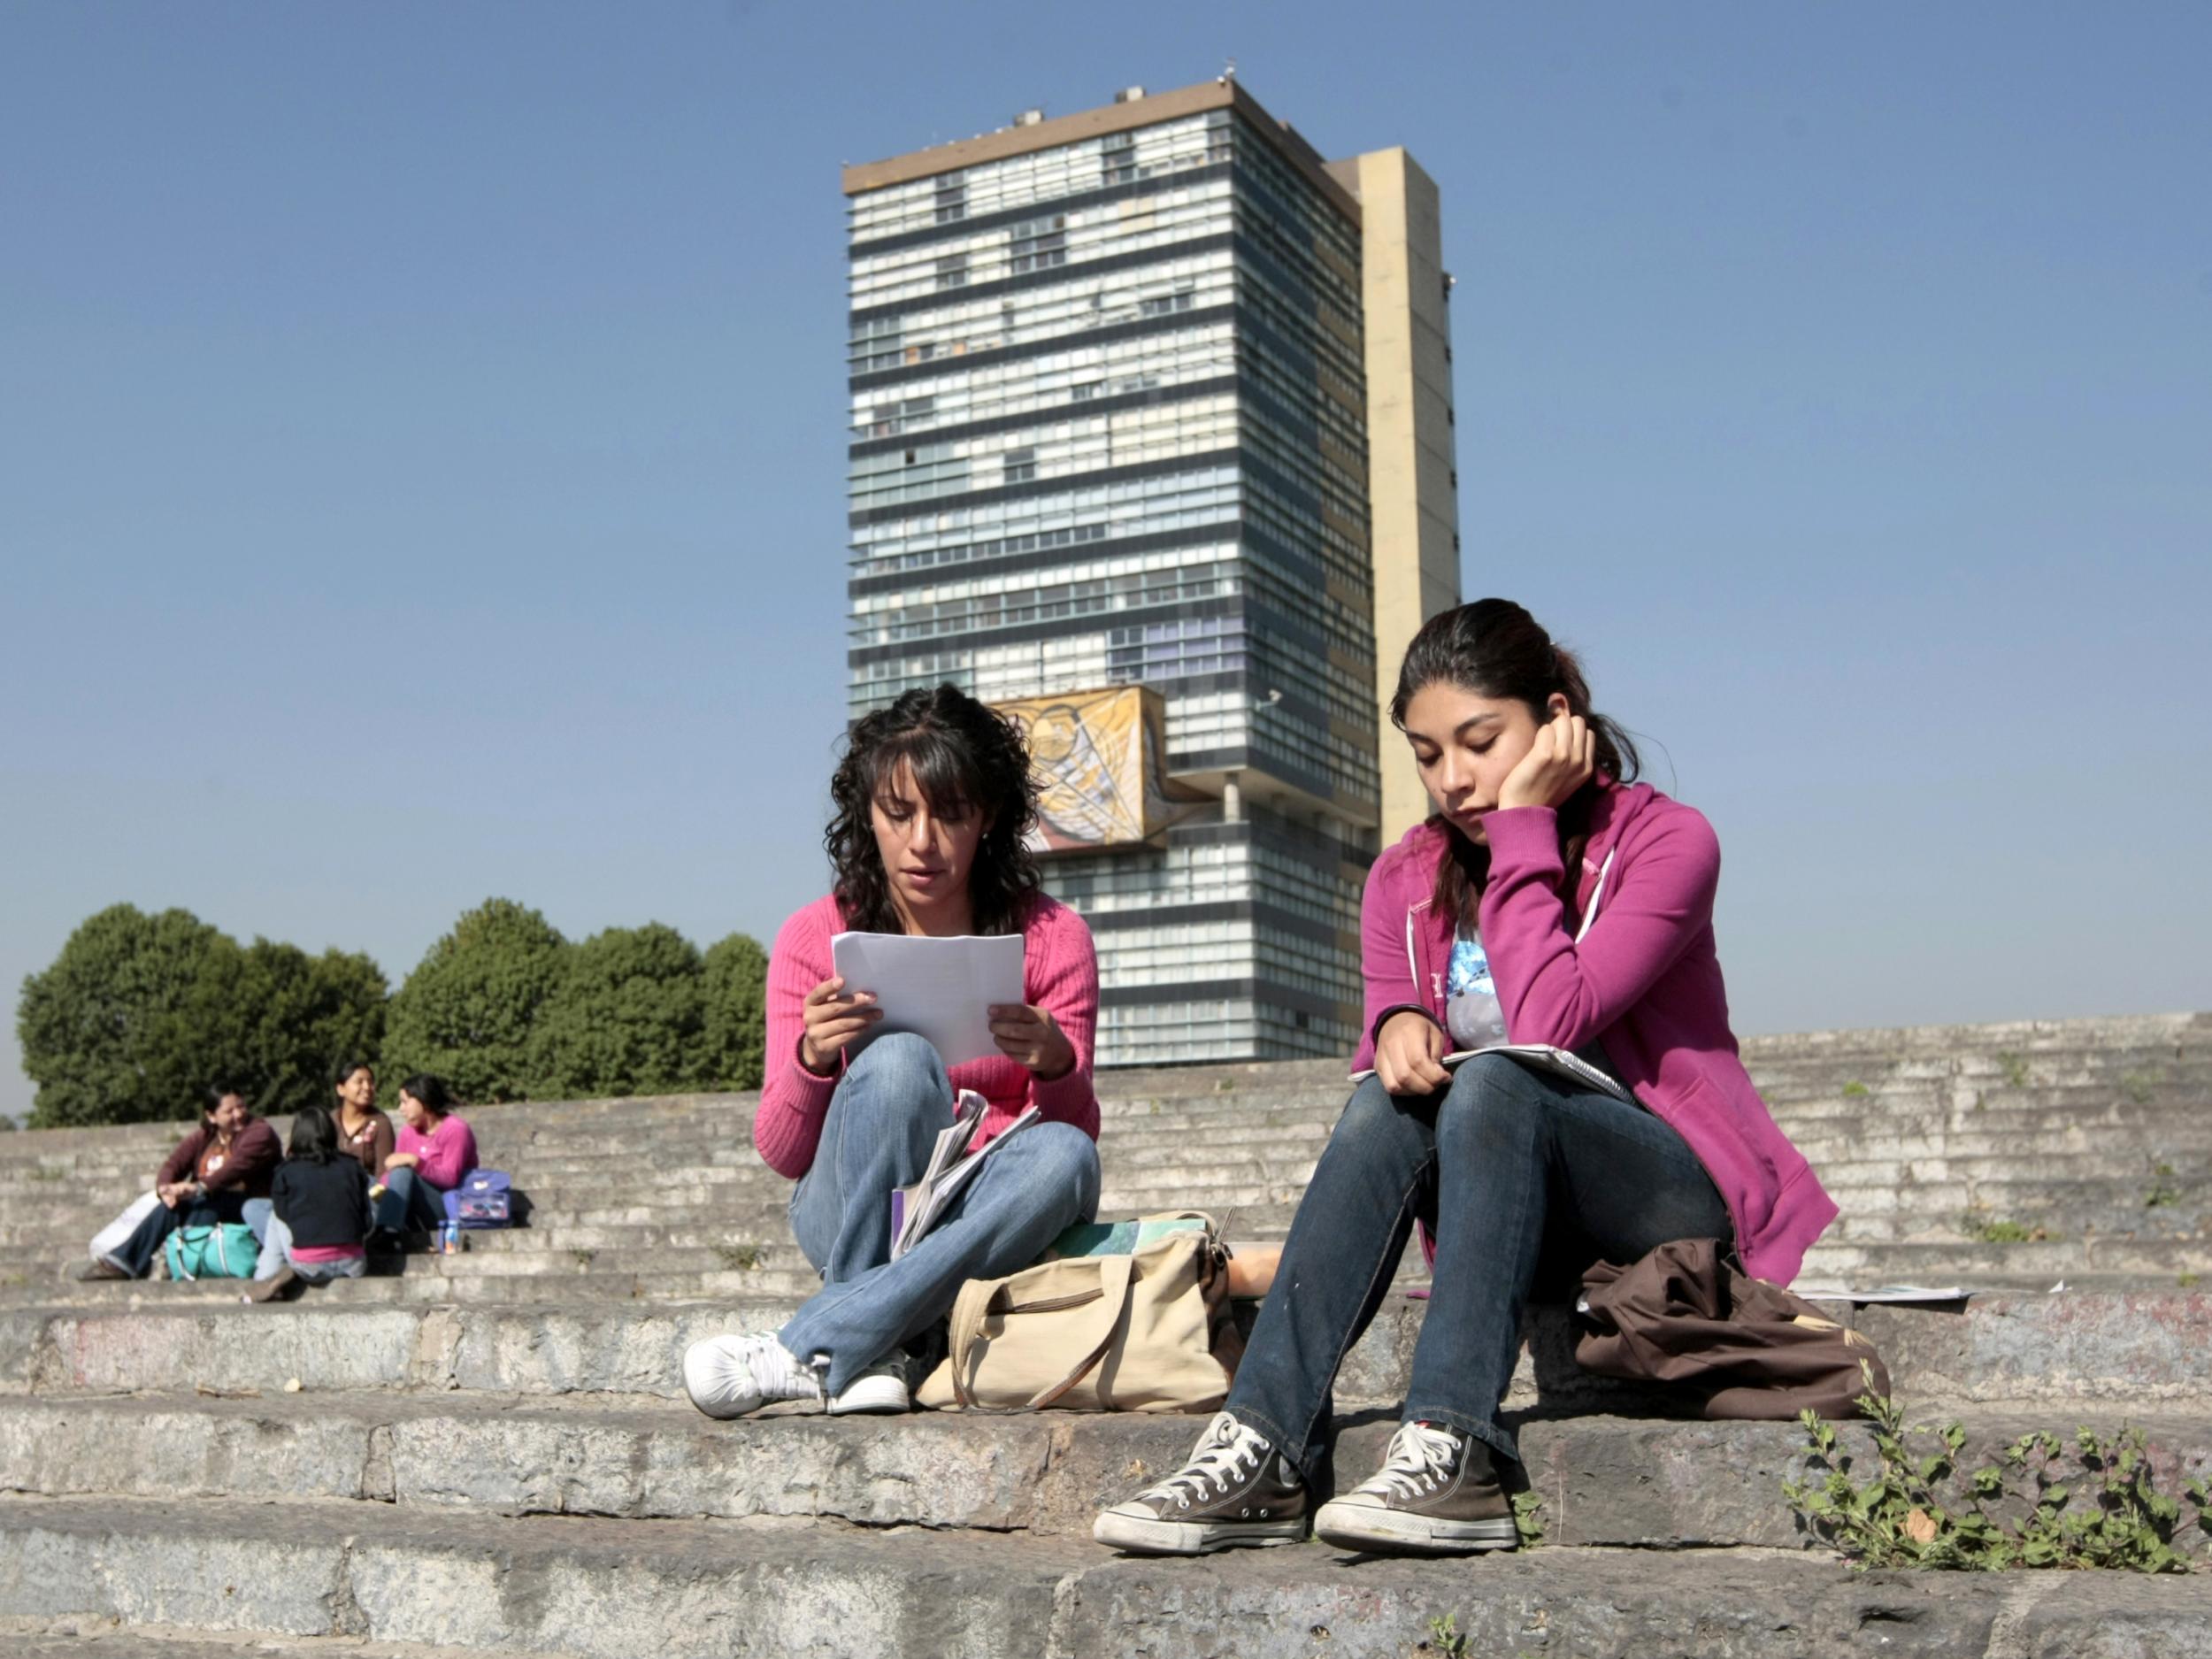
[5,1392,2210,1549]
[4,1494,2208,1659]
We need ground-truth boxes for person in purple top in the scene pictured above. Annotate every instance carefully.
[370,1073,478,1241]
[1097,599,1838,1560]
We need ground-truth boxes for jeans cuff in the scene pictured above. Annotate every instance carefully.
[1402,1403,1520,1469]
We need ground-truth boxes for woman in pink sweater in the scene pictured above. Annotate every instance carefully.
[370,1073,478,1240]
[1099,599,1838,1560]
[685,685,1102,1420]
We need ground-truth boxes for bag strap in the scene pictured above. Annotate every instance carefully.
[1025,1252,1138,1411]
[947,1252,1140,1413]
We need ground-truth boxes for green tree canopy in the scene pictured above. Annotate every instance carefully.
[696,931,769,1091]
[188,940,388,1117]
[526,922,704,1099]
[381,898,566,1103]
[18,903,239,1128]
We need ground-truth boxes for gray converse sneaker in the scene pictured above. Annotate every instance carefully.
[1093,1411,1310,1555]
[681,1333,826,1418]
[1313,1421,1518,1554]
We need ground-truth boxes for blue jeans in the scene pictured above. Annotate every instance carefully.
[1226,1056,1732,1483]
[778,1033,1102,1394]
[372,1167,447,1233]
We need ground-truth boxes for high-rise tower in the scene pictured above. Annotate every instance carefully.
[843,81,1458,1066]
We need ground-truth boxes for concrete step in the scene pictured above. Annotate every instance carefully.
[0,1268,813,1311]
[0,1624,556,1659]
[6,1389,2209,1554]
[5,1493,2210,1658]
[1798,1236,2212,1279]
[12,1290,2208,1412]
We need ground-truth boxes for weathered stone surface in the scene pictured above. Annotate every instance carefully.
[8,1392,2209,1553]
[8,1495,2212,1659]
[1851,1290,2212,1404]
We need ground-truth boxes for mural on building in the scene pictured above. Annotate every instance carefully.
[995,686,1200,853]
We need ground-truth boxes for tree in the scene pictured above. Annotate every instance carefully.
[382,899,566,1103]
[18,904,238,1127]
[526,923,703,1099]
[695,931,769,1091]
[188,940,388,1117]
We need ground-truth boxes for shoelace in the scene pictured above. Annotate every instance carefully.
[1357,1422,1462,1502]
[748,1333,822,1396]
[1144,1416,1263,1507]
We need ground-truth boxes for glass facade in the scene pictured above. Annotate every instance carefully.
[846,100,1380,1065]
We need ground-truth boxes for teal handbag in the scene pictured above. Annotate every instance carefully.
[164,1223,260,1280]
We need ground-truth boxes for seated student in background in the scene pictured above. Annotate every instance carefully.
[1096,599,1838,1558]
[254,1058,393,1280]
[84,1082,281,1279]
[369,1073,477,1240]
[248,1105,374,1302]
[683,684,1101,1420]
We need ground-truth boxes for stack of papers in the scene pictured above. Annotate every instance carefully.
[888,1090,1040,1261]
[830,931,1025,1068]
[1792,1283,1971,1304]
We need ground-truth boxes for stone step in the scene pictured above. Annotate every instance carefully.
[1798,1236,2212,1278]
[1825,1205,2211,1245]
[0,1625,555,1659]
[12,1291,2208,1411]
[5,1390,2209,1555]
[0,1269,810,1312]
[5,1493,2209,1658]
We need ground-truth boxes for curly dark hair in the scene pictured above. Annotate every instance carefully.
[826,685,1042,936]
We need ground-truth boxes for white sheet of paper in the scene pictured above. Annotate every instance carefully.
[830,931,1026,1069]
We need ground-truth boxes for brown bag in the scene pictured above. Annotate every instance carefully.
[1573,1237,1890,1420]
[917,1219,1240,1413]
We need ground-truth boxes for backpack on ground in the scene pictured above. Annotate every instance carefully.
[444,1170,512,1229]
[918,1211,1240,1413]
[163,1223,261,1281]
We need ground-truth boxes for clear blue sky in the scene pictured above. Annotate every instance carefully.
[4,3,2208,1123]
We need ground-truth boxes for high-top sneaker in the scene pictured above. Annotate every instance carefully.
[1312,1420,1518,1554]
[1093,1411,1310,1555]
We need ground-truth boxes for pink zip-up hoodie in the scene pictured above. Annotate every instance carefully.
[1353,780,1837,1286]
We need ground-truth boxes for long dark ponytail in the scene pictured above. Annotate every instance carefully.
[1389,599,1641,930]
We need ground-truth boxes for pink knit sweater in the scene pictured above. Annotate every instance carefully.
[753,892,1101,1179]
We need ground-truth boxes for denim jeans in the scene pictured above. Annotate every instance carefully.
[778,1032,1102,1394]
[1226,1055,1732,1484]
[372,1167,447,1233]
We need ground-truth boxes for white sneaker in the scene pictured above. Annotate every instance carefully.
[829,1356,911,1416]
[681,1333,826,1418]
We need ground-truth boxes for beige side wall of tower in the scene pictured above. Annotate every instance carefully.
[1329,148,1462,845]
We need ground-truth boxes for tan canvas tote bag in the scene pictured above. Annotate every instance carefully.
[918,1222,1236,1413]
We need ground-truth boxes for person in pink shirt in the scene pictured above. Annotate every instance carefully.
[1098,599,1838,1560]
[684,685,1102,1421]
[371,1073,478,1239]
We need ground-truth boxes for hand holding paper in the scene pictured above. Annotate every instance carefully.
[829,932,1025,1069]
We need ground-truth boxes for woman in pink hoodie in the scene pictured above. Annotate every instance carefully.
[1098,599,1837,1561]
